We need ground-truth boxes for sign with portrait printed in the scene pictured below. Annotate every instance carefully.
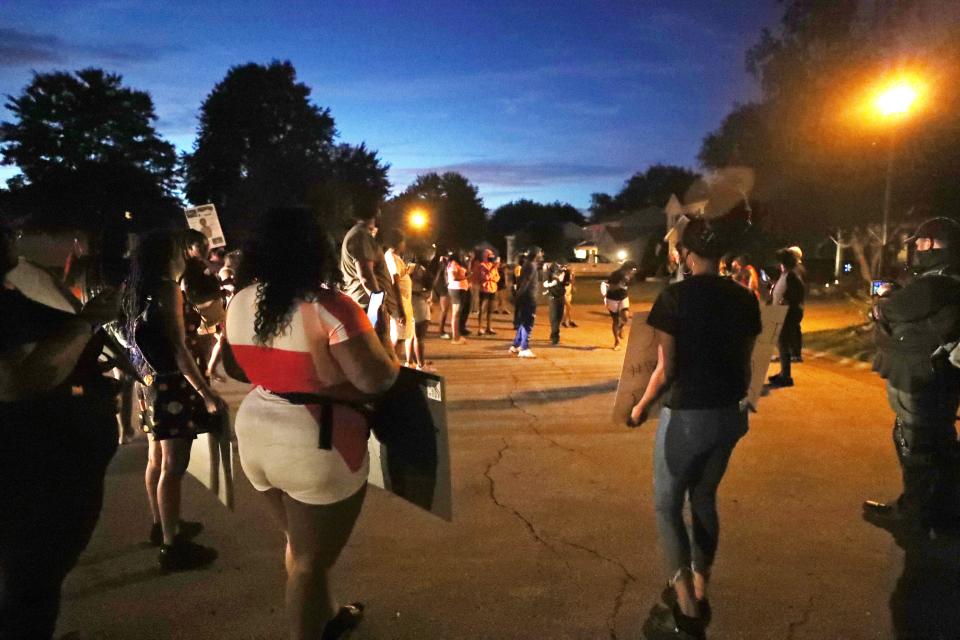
[184,204,226,249]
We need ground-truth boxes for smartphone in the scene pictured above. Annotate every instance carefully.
[871,280,892,296]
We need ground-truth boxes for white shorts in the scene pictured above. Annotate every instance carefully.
[605,298,629,315]
[235,386,369,505]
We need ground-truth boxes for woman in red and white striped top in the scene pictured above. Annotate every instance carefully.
[223,207,397,640]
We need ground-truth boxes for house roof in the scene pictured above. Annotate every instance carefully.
[606,226,645,243]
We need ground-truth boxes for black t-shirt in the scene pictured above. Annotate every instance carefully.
[647,275,762,409]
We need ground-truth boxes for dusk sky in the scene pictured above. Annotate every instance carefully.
[2,1,782,210]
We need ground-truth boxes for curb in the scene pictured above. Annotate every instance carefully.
[803,348,873,370]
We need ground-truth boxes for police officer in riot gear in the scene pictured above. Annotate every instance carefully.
[865,217,960,535]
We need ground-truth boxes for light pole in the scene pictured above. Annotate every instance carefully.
[873,79,920,276]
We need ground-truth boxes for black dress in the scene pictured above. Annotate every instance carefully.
[135,284,218,440]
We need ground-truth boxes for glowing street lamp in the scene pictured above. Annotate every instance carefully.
[867,76,926,276]
[875,82,919,118]
[408,208,428,231]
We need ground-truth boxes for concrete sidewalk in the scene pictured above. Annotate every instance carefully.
[56,302,954,639]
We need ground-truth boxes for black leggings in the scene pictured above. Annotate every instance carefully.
[0,395,117,640]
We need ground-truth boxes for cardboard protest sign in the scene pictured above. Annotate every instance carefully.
[184,204,226,248]
[613,304,788,423]
[612,312,661,424]
[368,367,452,521]
[187,420,235,510]
[746,304,788,411]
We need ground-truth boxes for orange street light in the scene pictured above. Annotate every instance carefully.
[875,82,919,118]
[868,74,926,275]
[408,208,428,231]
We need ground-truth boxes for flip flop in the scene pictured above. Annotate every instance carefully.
[321,602,365,639]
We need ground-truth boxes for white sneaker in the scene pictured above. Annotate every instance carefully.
[517,349,536,358]
[509,346,520,354]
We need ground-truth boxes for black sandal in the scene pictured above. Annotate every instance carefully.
[670,601,705,639]
[662,584,712,630]
[321,602,365,639]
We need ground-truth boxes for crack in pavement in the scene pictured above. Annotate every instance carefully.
[491,370,633,633]
[507,370,588,458]
[785,594,816,639]
[483,437,565,563]
[556,538,639,640]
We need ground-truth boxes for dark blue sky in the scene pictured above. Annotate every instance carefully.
[2,1,782,209]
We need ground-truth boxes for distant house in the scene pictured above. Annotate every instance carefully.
[578,203,671,268]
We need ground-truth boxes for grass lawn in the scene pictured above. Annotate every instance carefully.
[570,277,666,306]
[804,323,875,362]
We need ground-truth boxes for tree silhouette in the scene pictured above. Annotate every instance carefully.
[0,68,179,231]
[385,172,487,250]
[589,164,700,223]
[700,0,960,247]
[489,199,584,259]
[184,60,389,240]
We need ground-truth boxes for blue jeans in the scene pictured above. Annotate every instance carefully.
[653,405,747,577]
[512,299,536,350]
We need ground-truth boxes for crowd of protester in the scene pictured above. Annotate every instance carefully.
[0,201,825,640]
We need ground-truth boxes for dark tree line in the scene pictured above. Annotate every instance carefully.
[589,164,700,223]
[381,171,488,250]
[489,199,584,260]
[0,61,391,242]
[0,68,181,232]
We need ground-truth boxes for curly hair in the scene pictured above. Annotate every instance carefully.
[123,229,185,340]
[237,206,342,344]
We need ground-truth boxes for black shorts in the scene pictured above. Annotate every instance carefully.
[449,289,467,304]
[480,291,495,301]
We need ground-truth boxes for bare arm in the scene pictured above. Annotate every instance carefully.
[329,330,399,396]
[0,318,93,401]
[219,337,249,383]
[355,259,380,296]
[0,287,121,401]
[156,282,221,408]
[629,330,676,425]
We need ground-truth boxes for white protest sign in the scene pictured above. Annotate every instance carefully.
[187,427,235,510]
[184,204,226,248]
[612,312,661,424]
[746,304,788,410]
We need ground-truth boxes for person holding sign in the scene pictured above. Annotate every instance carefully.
[627,216,760,637]
[224,207,399,640]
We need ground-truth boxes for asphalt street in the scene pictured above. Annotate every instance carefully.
[56,298,957,639]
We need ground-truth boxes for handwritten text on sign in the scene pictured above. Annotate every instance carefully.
[612,313,661,424]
